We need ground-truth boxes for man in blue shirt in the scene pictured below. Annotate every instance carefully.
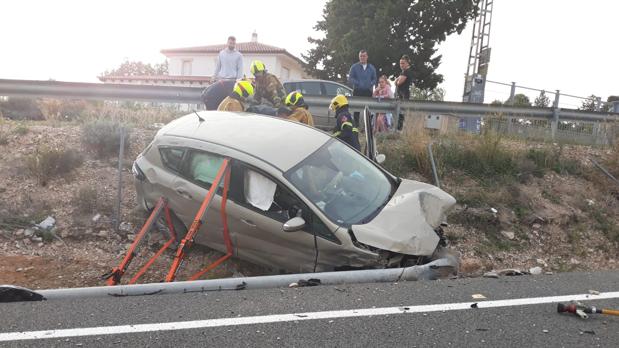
[213,36,243,80]
[348,49,377,125]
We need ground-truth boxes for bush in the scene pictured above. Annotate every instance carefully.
[0,97,44,120]
[38,99,95,121]
[0,132,8,145]
[73,186,99,214]
[526,146,581,176]
[13,124,29,135]
[26,146,83,185]
[81,120,131,157]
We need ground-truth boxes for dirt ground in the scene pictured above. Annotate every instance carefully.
[0,121,617,289]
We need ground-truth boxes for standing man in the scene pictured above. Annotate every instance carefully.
[395,54,414,131]
[348,49,377,125]
[213,36,243,80]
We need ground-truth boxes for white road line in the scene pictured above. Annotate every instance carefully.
[1,291,618,342]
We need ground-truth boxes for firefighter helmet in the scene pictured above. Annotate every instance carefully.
[285,91,305,107]
[232,80,254,98]
[329,95,348,111]
[250,60,266,76]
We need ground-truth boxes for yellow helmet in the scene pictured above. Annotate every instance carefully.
[285,91,305,107]
[250,60,266,76]
[329,95,348,111]
[232,80,254,99]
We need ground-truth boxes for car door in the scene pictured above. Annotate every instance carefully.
[227,162,344,273]
[169,149,236,255]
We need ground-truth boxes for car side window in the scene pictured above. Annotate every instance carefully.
[159,147,185,173]
[284,82,296,94]
[298,82,322,96]
[238,165,340,244]
[184,150,225,189]
[324,82,348,96]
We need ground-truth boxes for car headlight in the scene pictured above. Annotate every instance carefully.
[132,162,146,181]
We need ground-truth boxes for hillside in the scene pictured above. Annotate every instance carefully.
[0,119,617,289]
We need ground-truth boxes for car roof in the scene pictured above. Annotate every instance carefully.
[159,111,331,171]
[284,79,351,88]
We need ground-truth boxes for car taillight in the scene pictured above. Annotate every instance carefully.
[132,162,146,181]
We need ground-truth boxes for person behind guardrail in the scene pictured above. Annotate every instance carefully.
[250,60,287,108]
[217,80,254,112]
[213,36,243,81]
[284,92,315,126]
[395,54,414,131]
[201,79,236,110]
[348,49,377,126]
[329,95,360,151]
[372,75,394,133]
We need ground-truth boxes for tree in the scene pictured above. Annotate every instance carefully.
[102,59,168,76]
[410,87,445,101]
[533,90,550,108]
[304,0,479,90]
[512,93,531,107]
[579,95,598,111]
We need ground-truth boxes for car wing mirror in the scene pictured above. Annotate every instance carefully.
[283,217,306,232]
[376,153,386,164]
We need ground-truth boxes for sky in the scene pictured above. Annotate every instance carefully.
[1,0,617,106]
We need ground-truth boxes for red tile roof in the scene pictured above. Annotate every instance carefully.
[161,42,304,65]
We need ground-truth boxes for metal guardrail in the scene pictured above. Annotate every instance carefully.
[1,78,618,144]
[1,78,617,122]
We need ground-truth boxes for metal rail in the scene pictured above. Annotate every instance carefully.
[1,78,618,122]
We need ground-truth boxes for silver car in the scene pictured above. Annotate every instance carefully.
[133,111,456,273]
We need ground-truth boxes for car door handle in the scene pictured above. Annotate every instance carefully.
[240,219,256,227]
[176,188,192,199]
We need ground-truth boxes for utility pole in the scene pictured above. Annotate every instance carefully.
[462,0,494,104]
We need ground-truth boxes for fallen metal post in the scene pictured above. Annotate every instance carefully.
[36,256,458,301]
[590,158,619,187]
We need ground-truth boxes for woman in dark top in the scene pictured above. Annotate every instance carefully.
[395,55,414,130]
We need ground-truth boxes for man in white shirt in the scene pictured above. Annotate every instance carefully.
[214,36,243,80]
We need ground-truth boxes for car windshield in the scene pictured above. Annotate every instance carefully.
[284,139,394,226]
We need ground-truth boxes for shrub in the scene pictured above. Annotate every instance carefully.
[38,99,95,121]
[0,132,8,145]
[13,124,29,135]
[0,97,44,120]
[73,186,99,214]
[81,120,131,157]
[26,146,83,185]
[526,146,581,176]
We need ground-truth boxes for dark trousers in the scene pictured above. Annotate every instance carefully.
[397,95,408,131]
[352,88,372,126]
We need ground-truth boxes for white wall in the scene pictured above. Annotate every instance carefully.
[167,52,305,80]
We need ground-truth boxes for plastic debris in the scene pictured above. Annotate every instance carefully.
[37,216,56,230]
[483,271,499,279]
[529,267,543,275]
[588,290,600,295]
[472,294,486,299]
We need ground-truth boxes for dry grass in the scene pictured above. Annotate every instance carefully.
[25,146,83,186]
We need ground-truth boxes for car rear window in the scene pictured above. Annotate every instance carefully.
[324,82,349,96]
[298,82,322,96]
[159,147,185,173]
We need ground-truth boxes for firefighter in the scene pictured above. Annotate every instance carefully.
[329,95,360,150]
[217,80,254,112]
[250,60,287,108]
[284,91,314,126]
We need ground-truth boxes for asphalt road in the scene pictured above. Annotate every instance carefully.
[1,271,618,347]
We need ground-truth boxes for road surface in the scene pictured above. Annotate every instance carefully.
[1,271,618,347]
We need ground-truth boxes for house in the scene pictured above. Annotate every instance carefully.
[98,32,307,88]
[163,32,307,81]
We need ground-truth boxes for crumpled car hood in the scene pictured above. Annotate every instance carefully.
[351,179,456,256]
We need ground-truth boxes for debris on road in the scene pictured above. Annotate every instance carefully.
[482,271,499,279]
[588,290,600,295]
[529,267,543,275]
[472,293,486,299]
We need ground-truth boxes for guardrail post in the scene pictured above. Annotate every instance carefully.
[551,107,560,141]
[553,90,560,108]
[508,82,516,105]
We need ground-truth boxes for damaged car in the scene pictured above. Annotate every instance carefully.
[133,111,457,273]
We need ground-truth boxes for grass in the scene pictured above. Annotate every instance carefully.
[13,123,29,135]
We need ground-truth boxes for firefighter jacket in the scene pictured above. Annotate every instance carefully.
[217,95,246,112]
[288,106,314,126]
[332,105,360,150]
[254,73,286,108]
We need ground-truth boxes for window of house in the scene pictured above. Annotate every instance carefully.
[282,67,290,80]
[181,60,192,75]
[159,147,185,173]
